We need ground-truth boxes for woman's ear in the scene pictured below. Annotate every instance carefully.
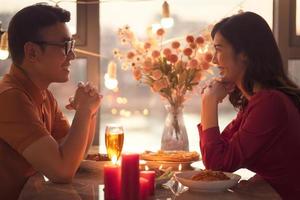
[239,52,248,62]
[23,42,41,62]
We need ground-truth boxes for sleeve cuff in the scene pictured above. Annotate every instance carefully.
[198,123,221,143]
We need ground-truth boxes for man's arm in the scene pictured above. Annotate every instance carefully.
[22,85,101,183]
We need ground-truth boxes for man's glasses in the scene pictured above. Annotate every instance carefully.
[32,39,75,55]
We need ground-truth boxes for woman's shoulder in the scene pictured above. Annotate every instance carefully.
[248,89,291,110]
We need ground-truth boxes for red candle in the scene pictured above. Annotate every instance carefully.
[104,164,121,200]
[121,153,140,200]
[139,177,150,200]
[140,170,155,195]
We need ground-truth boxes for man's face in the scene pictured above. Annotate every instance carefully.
[33,22,75,84]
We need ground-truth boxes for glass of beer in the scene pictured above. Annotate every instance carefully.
[105,124,124,161]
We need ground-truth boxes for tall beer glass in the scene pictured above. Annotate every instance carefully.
[105,124,124,160]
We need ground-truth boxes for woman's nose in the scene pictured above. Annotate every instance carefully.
[67,50,76,60]
[212,52,218,65]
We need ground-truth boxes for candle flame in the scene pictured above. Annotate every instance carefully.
[159,164,163,170]
[178,164,182,171]
[112,155,118,165]
[145,165,149,171]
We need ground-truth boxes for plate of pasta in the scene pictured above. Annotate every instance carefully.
[175,169,241,192]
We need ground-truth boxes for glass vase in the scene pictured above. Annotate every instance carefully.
[161,104,189,151]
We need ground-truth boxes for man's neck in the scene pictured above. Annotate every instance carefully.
[17,63,49,90]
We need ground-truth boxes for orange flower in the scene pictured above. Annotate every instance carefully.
[151,69,163,80]
[171,41,180,49]
[168,54,178,63]
[200,61,210,70]
[133,68,142,80]
[196,36,205,45]
[186,35,194,43]
[183,48,193,57]
[152,50,160,58]
[204,52,213,62]
[152,78,168,92]
[188,59,199,69]
[127,51,135,59]
[156,28,165,36]
[163,48,172,56]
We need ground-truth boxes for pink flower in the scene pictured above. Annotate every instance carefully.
[168,54,178,63]
[151,50,160,58]
[183,48,193,57]
[186,35,194,43]
[163,48,172,56]
[127,51,135,59]
[195,36,204,45]
[156,28,165,36]
[188,59,199,68]
[151,69,163,80]
[152,78,168,92]
[200,61,210,70]
[133,68,142,80]
[171,41,180,49]
[204,52,213,62]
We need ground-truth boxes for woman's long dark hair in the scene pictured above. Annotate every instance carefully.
[211,12,300,109]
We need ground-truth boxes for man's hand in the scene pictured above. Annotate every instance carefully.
[66,82,102,115]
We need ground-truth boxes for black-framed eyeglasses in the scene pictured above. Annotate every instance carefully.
[32,39,75,55]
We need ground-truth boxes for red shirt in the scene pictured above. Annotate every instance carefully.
[199,90,300,199]
[0,65,70,200]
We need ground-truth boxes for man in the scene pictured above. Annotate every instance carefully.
[0,4,102,199]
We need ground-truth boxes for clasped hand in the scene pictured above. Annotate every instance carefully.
[200,78,235,103]
[65,82,102,115]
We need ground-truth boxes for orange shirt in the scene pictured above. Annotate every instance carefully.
[0,65,70,200]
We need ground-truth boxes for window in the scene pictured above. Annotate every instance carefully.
[288,60,300,86]
[99,0,273,153]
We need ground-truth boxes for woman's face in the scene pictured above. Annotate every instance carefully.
[212,31,247,85]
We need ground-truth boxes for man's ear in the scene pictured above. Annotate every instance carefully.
[23,42,41,62]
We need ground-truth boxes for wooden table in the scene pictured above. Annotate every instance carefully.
[18,159,281,200]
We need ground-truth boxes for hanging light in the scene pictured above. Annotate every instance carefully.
[160,1,174,29]
[104,61,118,90]
[0,31,9,60]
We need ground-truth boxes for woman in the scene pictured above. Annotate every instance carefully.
[199,11,300,199]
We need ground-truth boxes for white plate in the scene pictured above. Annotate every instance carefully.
[175,170,241,192]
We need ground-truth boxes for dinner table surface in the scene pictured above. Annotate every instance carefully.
[18,146,282,200]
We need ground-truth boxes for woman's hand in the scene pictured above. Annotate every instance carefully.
[201,78,234,103]
[66,82,102,115]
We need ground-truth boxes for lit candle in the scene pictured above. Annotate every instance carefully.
[104,158,121,200]
[178,163,182,171]
[139,177,150,200]
[140,170,155,195]
[121,153,140,200]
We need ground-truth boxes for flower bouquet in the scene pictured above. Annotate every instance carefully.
[113,25,213,150]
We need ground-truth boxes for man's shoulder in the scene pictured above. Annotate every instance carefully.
[0,75,24,95]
